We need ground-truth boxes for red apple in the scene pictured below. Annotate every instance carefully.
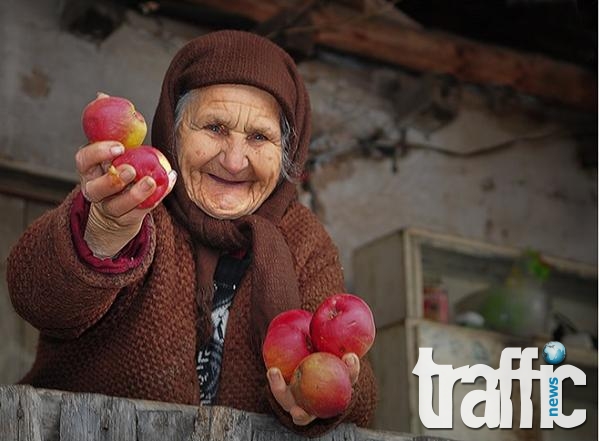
[267,309,313,333]
[112,146,172,208]
[289,352,352,419]
[262,310,313,383]
[82,92,147,149]
[310,293,375,358]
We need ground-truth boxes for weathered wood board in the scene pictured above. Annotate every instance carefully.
[0,385,453,441]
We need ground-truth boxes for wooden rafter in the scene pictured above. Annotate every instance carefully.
[182,0,597,111]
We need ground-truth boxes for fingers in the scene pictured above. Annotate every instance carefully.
[342,353,361,385]
[77,142,125,201]
[83,164,136,203]
[267,368,316,426]
[76,142,124,177]
[98,176,157,218]
[139,169,178,210]
[267,368,295,412]
[289,406,316,426]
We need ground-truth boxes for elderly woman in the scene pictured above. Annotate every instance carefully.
[7,30,376,436]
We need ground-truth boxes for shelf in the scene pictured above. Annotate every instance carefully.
[407,318,598,369]
[354,227,598,440]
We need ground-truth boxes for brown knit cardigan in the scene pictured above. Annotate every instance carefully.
[9,30,377,436]
[7,189,377,436]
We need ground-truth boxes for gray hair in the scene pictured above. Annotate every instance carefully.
[174,90,297,183]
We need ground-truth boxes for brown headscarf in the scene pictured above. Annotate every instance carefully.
[151,30,311,350]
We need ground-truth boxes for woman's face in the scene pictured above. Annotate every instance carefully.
[176,84,283,220]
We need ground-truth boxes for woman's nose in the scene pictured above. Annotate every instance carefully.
[219,138,249,175]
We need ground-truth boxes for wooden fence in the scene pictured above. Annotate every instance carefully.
[0,385,453,441]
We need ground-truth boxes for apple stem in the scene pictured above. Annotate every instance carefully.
[107,164,122,185]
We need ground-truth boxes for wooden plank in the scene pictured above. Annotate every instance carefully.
[59,392,136,441]
[137,408,196,441]
[183,0,596,111]
[357,429,415,441]
[353,231,406,328]
[0,386,453,441]
[182,0,277,22]
[206,405,253,440]
[191,404,211,441]
[0,385,43,441]
[37,388,63,441]
[333,0,422,28]
[250,409,360,441]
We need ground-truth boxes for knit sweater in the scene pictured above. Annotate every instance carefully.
[7,189,377,436]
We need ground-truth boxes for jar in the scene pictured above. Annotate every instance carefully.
[423,281,449,324]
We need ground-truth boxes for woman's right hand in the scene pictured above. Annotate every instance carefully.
[76,141,176,259]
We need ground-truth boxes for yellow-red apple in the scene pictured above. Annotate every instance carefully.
[289,352,352,419]
[82,92,147,149]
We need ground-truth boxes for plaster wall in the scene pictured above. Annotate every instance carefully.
[299,55,597,285]
[0,0,198,177]
[1,0,596,292]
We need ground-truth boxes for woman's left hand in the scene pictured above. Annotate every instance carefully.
[267,352,361,426]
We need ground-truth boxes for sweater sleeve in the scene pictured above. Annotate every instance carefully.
[7,188,156,339]
[267,204,378,437]
[70,190,153,273]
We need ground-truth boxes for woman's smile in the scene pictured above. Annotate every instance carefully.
[208,173,248,185]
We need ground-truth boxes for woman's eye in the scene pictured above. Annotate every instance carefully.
[205,124,224,134]
[250,133,267,142]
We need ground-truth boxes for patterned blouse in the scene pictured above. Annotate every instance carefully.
[196,251,250,404]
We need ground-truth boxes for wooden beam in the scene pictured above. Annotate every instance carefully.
[312,5,597,111]
[182,0,276,22]
[182,0,597,111]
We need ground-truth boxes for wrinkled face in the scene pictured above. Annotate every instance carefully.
[176,84,283,220]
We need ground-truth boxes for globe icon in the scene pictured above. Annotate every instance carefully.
[542,341,566,365]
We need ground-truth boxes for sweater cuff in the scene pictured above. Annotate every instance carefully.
[70,190,151,274]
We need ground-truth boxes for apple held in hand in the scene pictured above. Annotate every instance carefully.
[310,293,375,358]
[289,352,352,419]
[267,309,313,333]
[82,92,147,149]
[262,309,313,383]
[112,146,172,209]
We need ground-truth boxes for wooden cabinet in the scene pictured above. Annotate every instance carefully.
[354,228,597,441]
